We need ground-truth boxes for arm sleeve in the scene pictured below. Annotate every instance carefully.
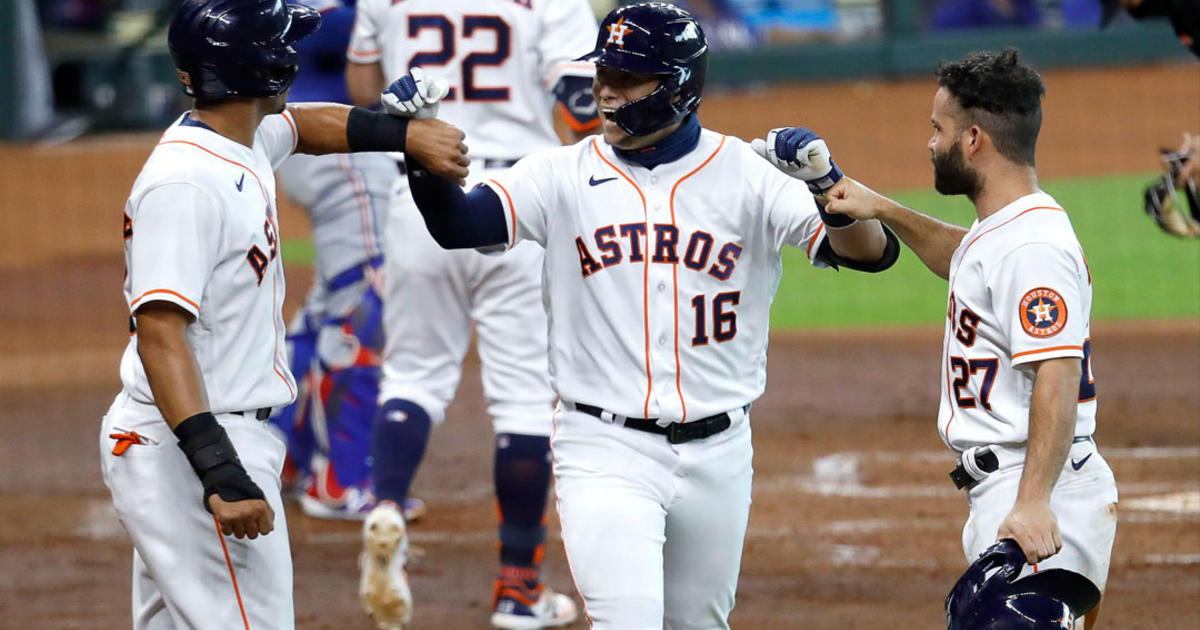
[405,160,509,249]
[128,183,222,317]
[761,163,830,267]
[990,242,1087,367]
[538,0,599,88]
[347,0,383,64]
[256,110,299,169]
[814,224,902,273]
[479,151,557,247]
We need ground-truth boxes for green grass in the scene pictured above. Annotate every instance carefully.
[772,172,1200,328]
[283,172,1200,329]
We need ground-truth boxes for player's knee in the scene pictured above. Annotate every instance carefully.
[583,595,663,630]
[375,391,446,425]
[374,398,433,428]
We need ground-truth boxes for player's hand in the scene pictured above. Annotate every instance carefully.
[406,118,470,185]
[208,495,275,539]
[996,500,1062,565]
[751,126,843,193]
[382,67,451,120]
[823,177,899,222]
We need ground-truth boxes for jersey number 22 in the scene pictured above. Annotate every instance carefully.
[407,14,511,101]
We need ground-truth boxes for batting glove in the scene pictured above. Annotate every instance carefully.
[381,67,451,120]
[751,126,844,194]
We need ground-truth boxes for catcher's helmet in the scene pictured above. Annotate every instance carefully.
[946,540,1101,630]
[168,0,322,101]
[578,2,708,136]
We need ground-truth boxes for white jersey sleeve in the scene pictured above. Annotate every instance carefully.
[761,163,829,264]
[483,148,563,247]
[537,0,599,86]
[991,242,1087,367]
[347,0,384,65]
[256,111,299,170]
[127,183,222,317]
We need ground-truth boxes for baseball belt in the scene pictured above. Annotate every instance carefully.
[949,435,1093,490]
[234,408,272,421]
[571,402,747,444]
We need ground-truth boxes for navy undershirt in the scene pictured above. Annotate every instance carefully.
[612,114,701,170]
[180,112,216,132]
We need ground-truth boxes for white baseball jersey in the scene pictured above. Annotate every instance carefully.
[119,112,299,413]
[938,191,1096,450]
[484,131,831,420]
[348,0,597,160]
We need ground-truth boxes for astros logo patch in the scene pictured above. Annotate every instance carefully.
[1019,287,1068,337]
[606,17,630,47]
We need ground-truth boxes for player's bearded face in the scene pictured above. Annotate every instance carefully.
[932,139,982,197]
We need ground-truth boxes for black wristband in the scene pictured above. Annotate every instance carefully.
[174,412,265,512]
[817,200,857,228]
[346,107,409,153]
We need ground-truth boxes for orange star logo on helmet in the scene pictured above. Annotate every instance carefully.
[1019,287,1068,337]
[606,17,631,48]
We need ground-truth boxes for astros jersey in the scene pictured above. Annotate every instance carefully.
[349,0,597,159]
[484,131,831,421]
[938,191,1096,450]
[119,112,299,413]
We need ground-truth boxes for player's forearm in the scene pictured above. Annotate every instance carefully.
[1016,357,1081,505]
[346,61,387,109]
[824,218,888,263]
[877,201,966,280]
[290,103,417,157]
[135,306,211,429]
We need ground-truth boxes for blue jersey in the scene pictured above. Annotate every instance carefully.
[289,0,356,104]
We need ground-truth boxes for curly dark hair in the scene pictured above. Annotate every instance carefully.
[935,49,1046,166]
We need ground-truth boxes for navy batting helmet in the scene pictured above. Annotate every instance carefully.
[578,2,708,136]
[946,540,1101,630]
[168,0,322,101]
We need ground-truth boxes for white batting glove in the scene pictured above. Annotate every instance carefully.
[381,67,451,120]
[751,126,844,194]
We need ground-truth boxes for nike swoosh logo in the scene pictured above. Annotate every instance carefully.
[235,173,245,192]
[588,175,617,186]
[1071,453,1092,471]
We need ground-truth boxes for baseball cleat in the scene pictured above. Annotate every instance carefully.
[360,502,413,630]
[490,579,578,629]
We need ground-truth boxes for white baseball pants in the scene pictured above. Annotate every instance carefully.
[551,404,754,630]
[378,172,555,435]
[100,392,293,630]
[962,437,1118,592]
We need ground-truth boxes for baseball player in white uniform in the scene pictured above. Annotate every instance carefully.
[824,49,1118,629]
[384,4,899,628]
[98,1,468,628]
[346,0,600,628]
[268,0,429,522]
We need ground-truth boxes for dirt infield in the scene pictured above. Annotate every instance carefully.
[1,61,1198,629]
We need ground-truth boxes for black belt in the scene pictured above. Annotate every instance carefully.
[396,157,516,175]
[235,408,272,421]
[573,402,744,445]
[949,435,1092,490]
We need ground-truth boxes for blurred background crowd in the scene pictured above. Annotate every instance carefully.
[1,0,1194,141]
